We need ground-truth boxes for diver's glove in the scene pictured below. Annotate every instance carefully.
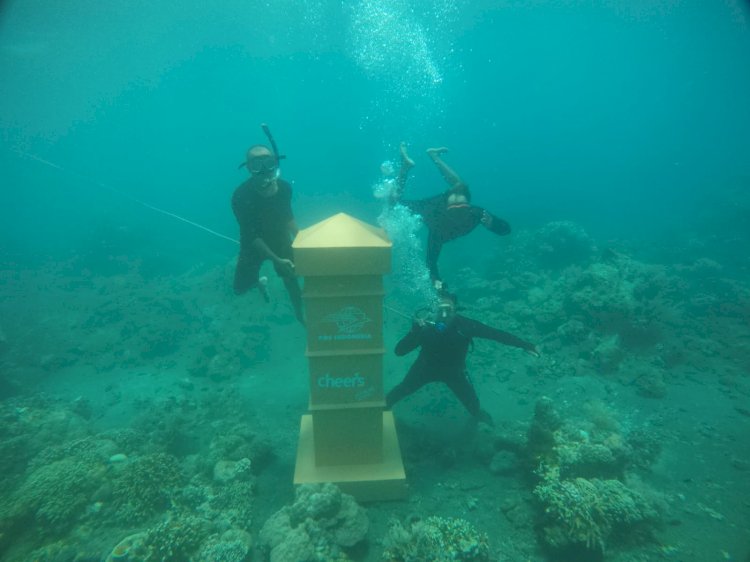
[524,343,540,358]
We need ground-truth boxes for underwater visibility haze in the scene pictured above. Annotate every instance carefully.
[1,1,749,561]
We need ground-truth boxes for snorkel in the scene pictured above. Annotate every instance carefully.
[261,123,285,164]
[238,123,286,173]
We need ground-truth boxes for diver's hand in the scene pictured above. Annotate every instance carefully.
[258,276,270,303]
[411,313,427,329]
[275,258,295,276]
[480,210,493,228]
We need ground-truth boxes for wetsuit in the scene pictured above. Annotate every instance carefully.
[231,177,295,294]
[401,193,510,281]
[386,315,534,417]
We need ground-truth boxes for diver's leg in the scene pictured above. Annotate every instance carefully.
[396,141,415,195]
[386,364,430,409]
[234,252,262,295]
[282,276,305,326]
[426,235,443,283]
[427,147,463,188]
[445,371,482,417]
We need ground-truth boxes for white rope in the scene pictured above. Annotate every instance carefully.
[14,150,240,245]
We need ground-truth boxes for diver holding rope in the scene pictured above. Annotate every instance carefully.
[231,124,304,325]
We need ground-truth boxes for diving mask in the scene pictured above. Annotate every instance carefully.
[247,154,278,175]
[432,301,455,332]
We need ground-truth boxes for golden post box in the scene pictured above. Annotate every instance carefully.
[292,213,407,501]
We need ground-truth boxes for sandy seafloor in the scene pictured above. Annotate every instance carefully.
[0,218,748,562]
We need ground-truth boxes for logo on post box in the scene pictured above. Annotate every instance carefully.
[318,306,373,341]
[317,372,366,389]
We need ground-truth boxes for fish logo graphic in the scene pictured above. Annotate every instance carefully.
[322,306,372,334]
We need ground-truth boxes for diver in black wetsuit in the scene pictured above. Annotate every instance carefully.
[232,143,304,325]
[391,143,511,284]
[386,292,538,426]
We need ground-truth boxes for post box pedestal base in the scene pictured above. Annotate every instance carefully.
[293,411,407,502]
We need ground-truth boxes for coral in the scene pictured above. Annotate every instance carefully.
[590,334,625,373]
[131,398,204,457]
[633,366,668,398]
[625,428,662,470]
[141,513,211,561]
[489,450,518,475]
[24,539,101,562]
[208,481,255,529]
[0,397,93,490]
[534,476,657,552]
[259,483,368,562]
[526,398,662,554]
[289,483,368,548]
[195,529,252,562]
[105,531,148,561]
[534,221,596,270]
[110,453,183,523]
[213,458,253,483]
[528,398,630,480]
[6,458,101,534]
[382,516,490,562]
[526,396,563,467]
[107,512,221,562]
[188,327,269,381]
[29,436,117,471]
[203,425,275,477]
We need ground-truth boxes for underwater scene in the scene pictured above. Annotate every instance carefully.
[1,1,749,561]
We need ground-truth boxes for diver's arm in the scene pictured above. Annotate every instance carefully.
[462,317,537,353]
[480,209,511,236]
[251,238,282,262]
[232,189,255,249]
[287,218,299,238]
[395,327,422,356]
[252,237,294,275]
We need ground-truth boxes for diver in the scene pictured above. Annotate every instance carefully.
[390,143,512,285]
[231,126,304,325]
[386,290,538,426]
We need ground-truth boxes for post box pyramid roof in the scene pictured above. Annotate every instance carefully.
[294,212,392,249]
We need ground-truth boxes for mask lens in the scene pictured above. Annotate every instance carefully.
[248,155,277,174]
[437,303,451,319]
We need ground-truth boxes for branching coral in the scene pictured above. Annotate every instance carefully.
[7,458,101,534]
[110,453,183,523]
[382,516,490,562]
[534,476,657,551]
[142,513,211,561]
